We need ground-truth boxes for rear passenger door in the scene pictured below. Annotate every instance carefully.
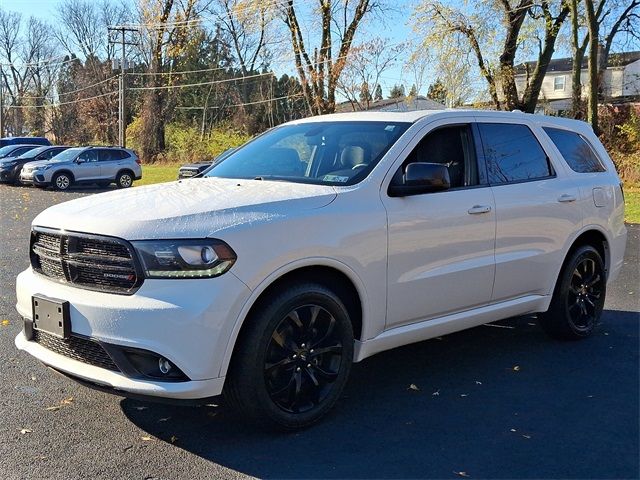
[98,149,128,179]
[476,119,583,302]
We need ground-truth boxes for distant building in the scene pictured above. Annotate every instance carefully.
[336,95,444,113]
[514,50,640,114]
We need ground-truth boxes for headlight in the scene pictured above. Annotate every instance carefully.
[35,165,52,171]
[131,239,236,279]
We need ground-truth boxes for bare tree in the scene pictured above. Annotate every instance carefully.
[282,0,378,115]
[337,38,404,111]
[415,0,570,112]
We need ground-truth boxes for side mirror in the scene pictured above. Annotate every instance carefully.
[75,157,85,164]
[388,162,451,197]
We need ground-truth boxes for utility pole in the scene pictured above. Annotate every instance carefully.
[108,26,138,147]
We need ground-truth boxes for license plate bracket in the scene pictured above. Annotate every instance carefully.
[32,295,70,339]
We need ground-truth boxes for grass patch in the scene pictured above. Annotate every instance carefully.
[625,187,640,224]
[136,164,181,187]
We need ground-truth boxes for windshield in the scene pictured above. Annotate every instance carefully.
[17,146,47,159]
[204,121,411,185]
[0,145,20,158]
[49,147,85,162]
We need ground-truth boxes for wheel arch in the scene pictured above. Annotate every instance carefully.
[552,226,611,295]
[116,168,135,180]
[219,259,367,378]
[53,169,75,182]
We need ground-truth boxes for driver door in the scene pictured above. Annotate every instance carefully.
[382,120,496,329]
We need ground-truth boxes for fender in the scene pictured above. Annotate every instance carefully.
[217,256,372,378]
[547,223,613,296]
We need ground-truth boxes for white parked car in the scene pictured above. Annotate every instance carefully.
[15,110,626,429]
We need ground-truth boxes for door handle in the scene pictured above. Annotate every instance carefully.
[558,194,577,203]
[468,205,492,214]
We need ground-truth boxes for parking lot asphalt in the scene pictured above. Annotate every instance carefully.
[0,183,638,480]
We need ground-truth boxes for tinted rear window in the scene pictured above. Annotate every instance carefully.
[543,127,606,173]
[478,123,552,184]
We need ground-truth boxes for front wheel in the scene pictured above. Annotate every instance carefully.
[539,245,606,340]
[224,283,354,430]
[52,172,72,191]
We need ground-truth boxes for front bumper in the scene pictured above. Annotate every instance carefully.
[20,170,49,185]
[0,167,16,182]
[15,267,251,399]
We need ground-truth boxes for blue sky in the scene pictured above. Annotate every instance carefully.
[1,0,420,97]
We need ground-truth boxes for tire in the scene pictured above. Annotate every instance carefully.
[224,282,354,430]
[539,245,606,340]
[52,172,72,191]
[116,171,133,189]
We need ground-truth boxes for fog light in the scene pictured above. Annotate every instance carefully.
[158,357,172,374]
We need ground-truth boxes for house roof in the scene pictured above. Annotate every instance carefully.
[514,50,640,75]
[335,95,444,113]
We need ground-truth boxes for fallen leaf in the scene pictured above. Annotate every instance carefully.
[61,397,74,405]
[407,383,420,391]
[141,436,152,441]
[454,471,469,477]
[20,428,32,434]
[158,417,171,422]
[513,365,521,372]
[1,319,9,326]
[45,406,61,411]
[170,435,178,444]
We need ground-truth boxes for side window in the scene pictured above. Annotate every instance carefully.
[396,125,478,189]
[78,150,98,162]
[98,149,114,162]
[478,123,552,184]
[543,127,606,173]
[116,149,130,160]
[14,147,33,156]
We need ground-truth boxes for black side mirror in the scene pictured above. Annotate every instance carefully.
[388,162,451,197]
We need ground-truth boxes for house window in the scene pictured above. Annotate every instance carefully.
[554,76,566,91]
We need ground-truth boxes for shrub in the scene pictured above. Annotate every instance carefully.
[126,118,251,164]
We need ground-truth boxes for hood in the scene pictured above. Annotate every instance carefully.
[23,159,61,170]
[33,177,337,239]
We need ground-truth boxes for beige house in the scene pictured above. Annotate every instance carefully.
[514,51,640,113]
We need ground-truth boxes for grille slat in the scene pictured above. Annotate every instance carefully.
[31,230,140,294]
[32,330,119,372]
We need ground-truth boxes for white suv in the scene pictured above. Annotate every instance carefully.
[15,111,626,429]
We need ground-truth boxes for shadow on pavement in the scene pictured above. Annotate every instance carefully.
[121,311,639,479]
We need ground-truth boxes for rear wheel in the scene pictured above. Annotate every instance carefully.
[224,283,354,430]
[52,172,72,191]
[116,171,133,189]
[539,245,606,340]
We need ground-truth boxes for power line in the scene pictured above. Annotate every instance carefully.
[129,71,276,91]
[19,76,118,100]
[174,93,304,110]
[6,90,118,108]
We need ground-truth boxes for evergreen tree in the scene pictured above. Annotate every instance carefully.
[389,84,405,98]
[374,84,383,101]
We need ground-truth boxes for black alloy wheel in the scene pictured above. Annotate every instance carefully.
[539,245,606,340]
[224,282,354,430]
[264,304,344,414]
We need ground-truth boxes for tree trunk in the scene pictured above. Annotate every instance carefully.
[585,0,599,134]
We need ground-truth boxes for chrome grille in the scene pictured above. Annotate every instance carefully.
[31,229,141,294]
[32,330,119,372]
